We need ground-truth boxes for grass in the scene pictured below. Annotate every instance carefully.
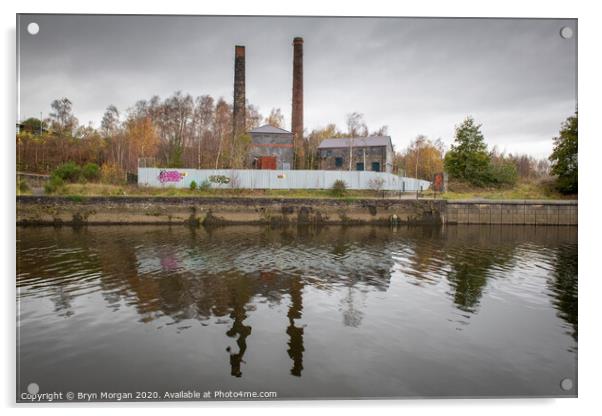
[19,178,577,201]
[434,179,576,201]
[41,183,387,200]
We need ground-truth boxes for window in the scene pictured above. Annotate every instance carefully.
[335,157,343,167]
[371,162,380,172]
[356,162,364,171]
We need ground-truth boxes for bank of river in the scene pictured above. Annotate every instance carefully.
[16,196,577,226]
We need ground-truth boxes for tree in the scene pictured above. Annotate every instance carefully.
[20,117,44,134]
[401,135,444,180]
[213,98,232,168]
[345,112,367,137]
[306,124,343,169]
[345,113,367,170]
[265,108,285,128]
[370,125,389,136]
[50,97,78,137]
[101,105,120,137]
[192,95,215,168]
[549,113,578,194]
[444,116,491,186]
[246,104,263,132]
[125,116,160,173]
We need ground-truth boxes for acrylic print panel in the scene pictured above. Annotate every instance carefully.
[16,14,578,402]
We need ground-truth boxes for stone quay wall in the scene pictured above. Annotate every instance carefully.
[16,196,576,227]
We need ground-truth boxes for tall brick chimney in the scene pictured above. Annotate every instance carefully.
[291,37,304,168]
[233,45,246,139]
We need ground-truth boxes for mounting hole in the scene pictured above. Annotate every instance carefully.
[560,378,573,391]
[560,26,573,39]
[27,382,39,394]
[27,22,40,35]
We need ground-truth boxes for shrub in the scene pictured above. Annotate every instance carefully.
[81,163,101,182]
[488,160,518,186]
[368,177,385,193]
[17,179,30,194]
[199,180,211,191]
[44,176,64,194]
[52,162,81,182]
[331,179,347,197]
[189,180,198,190]
[100,163,125,184]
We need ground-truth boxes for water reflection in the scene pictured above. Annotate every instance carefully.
[17,224,577,396]
[287,277,304,376]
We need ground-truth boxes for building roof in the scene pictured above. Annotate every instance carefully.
[318,136,392,149]
[248,124,292,134]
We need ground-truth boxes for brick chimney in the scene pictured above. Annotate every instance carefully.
[292,37,304,168]
[233,45,246,139]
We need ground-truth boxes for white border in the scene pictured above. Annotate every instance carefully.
[3,1,601,415]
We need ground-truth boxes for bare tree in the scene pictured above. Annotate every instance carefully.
[213,98,232,168]
[265,108,285,128]
[50,97,78,137]
[101,105,120,137]
[193,95,214,168]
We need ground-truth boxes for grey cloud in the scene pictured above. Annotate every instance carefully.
[18,15,576,158]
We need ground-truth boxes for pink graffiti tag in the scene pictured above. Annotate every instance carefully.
[158,170,185,183]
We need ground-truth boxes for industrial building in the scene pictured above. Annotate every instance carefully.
[317,136,394,173]
[248,125,294,170]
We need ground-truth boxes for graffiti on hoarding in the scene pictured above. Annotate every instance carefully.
[208,175,231,184]
[158,170,186,183]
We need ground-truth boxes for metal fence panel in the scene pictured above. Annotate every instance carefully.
[138,168,431,192]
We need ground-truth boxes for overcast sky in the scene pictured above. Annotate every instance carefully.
[17,15,576,158]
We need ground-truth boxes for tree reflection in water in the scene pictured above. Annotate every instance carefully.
[549,243,578,342]
[16,224,578,381]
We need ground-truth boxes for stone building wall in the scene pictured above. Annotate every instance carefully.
[319,146,389,172]
[248,132,294,170]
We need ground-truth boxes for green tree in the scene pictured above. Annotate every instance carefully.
[444,116,491,186]
[549,113,578,194]
[20,117,44,134]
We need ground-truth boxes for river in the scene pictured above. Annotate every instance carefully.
[16,224,577,400]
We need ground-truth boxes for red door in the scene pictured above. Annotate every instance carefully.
[258,156,277,170]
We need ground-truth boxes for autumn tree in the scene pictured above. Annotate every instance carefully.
[265,108,285,128]
[306,124,343,169]
[401,135,445,180]
[125,116,160,173]
[192,95,215,168]
[246,104,263,132]
[213,98,232,168]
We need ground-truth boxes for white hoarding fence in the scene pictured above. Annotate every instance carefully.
[138,168,431,192]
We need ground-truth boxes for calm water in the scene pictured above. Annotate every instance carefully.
[16,225,577,400]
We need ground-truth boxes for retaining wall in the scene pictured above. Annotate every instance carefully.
[16,196,577,226]
[445,200,577,225]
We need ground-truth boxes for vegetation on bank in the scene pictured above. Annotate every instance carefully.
[20,182,395,200]
[16,94,577,200]
[437,179,575,201]
[18,178,570,201]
